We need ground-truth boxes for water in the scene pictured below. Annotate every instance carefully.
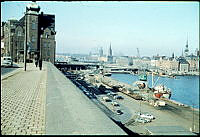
[111,73,199,109]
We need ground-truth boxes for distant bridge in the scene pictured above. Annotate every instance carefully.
[54,61,99,70]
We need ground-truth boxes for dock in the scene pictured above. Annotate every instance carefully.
[81,73,199,135]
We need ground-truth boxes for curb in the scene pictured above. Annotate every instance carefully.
[1,63,24,80]
[1,68,23,80]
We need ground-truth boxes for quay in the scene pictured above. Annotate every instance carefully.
[81,73,199,135]
[1,62,127,135]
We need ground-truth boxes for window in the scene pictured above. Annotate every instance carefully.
[43,43,47,48]
[45,32,49,38]
[32,36,36,42]
[47,49,50,56]
[11,29,15,33]
[18,31,22,36]
[32,23,36,30]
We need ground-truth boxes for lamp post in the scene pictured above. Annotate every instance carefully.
[11,33,14,63]
[39,33,42,70]
[24,11,27,71]
[38,12,44,71]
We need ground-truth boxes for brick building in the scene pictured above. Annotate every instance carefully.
[1,2,56,64]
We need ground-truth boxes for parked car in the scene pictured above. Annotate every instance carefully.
[102,96,111,102]
[114,95,124,100]
[110,92,118,97]
[137,112,155,120]
[111,101,120,106]
[115,109,123,115]
[135,117,150,123]
[1,56,13,67]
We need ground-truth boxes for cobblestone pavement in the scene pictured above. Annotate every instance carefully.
[1,63,47,135]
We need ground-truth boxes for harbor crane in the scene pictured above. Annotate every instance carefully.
[136,48,140,58]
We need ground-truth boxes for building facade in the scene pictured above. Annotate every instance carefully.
[1,2,56,64]
[116,56,133,66]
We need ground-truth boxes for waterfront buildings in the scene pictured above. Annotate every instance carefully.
[1,2,56,64]
[99,47,103,57]
[115,56,133,66]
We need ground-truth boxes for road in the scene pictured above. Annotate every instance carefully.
[117,91,199,135]
[1,63,21,75]
[63,74,133,125]
[1,67,17,75]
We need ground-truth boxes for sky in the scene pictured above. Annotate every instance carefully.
[1,1,199,57]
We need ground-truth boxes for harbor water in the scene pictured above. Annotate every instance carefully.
[111,73,199,109]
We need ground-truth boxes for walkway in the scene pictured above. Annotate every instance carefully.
[1,63,47,135]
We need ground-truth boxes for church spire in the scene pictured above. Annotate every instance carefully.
[184,34,189,57]
[108,42,112,56]
[186,34,188,48]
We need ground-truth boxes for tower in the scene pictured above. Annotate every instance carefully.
[26,2,40,59]
[172,52,174,58]
[107,42,113,63]
[108,42,112,56]
[99,47,103,57]
[184,36,189,57]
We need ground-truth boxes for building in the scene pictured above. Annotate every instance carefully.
[1,41,5,57]
[178,58,190,72]
[116,56,133,66]
[99,47,103,57]
[107,43,113,63]
[1,2,56,64]
[185,54,199,72]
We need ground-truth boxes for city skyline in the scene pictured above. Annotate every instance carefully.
[1,1,199,57]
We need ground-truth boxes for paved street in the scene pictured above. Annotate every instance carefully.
[117,92,199,134]
[1,63,47,135]
[1,63,20,75]
[1,67,17,75]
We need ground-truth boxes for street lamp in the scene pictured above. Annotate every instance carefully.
[24,11,27,71]
[38,11,44,71]
[11,33,14,62]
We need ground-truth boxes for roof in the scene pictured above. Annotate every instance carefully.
[145,126,196,135]
[179,59,189,64]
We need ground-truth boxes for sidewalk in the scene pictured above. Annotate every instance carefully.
[1,62,47,135]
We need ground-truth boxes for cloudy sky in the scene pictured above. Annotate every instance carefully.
[1,1,199,57]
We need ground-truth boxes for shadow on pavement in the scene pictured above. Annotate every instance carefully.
[110,118,139,135]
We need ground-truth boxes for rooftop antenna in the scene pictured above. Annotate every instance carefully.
[186,33,188,47]
[136,48,140,58]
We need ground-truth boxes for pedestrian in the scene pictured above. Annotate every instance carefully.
[39,60,42,70]
[35,58,38,67]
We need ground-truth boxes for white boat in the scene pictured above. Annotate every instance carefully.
[153,85,171,99]
[103,72,112,76]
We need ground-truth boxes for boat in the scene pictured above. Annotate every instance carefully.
[132,72,172,100]
[103,72,112,77]
[133,73,149,90]
[153,85,171,99]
